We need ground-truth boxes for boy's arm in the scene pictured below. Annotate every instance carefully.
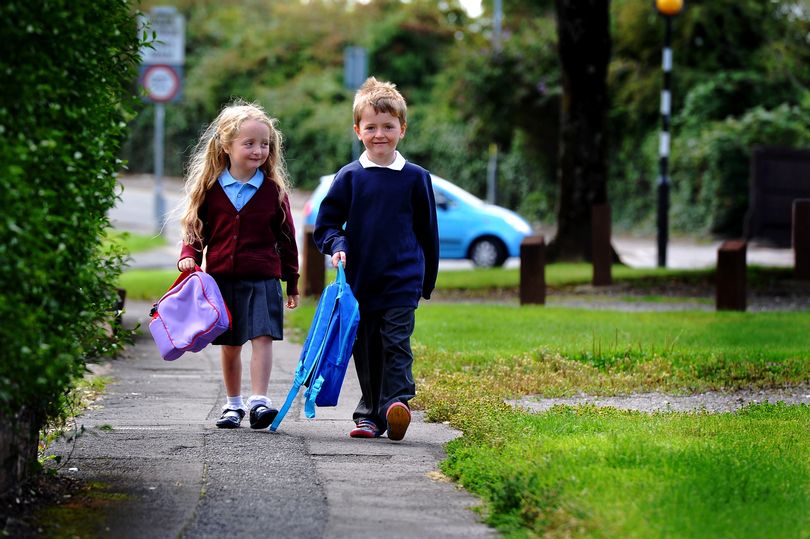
[313,174,350,257]
[414,173,440,299]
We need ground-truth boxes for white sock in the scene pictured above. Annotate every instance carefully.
[225,395,245,412]
[246,394,271,409]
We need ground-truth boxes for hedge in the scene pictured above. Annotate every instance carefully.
[0,0,142,488]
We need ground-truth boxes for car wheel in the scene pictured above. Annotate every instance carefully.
[469,238,507,268]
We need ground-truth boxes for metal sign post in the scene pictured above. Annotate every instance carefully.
[139,6,185,235]
[344,46,367,161]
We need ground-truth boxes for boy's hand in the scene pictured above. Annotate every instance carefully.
[286,295,299,309]
[178,257,196,272]
[331,251,346,268]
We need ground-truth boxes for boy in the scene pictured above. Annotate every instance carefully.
[314,77,439,441]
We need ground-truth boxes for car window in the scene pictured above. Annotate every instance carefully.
[434,189,451,208]
[433,177,485,207]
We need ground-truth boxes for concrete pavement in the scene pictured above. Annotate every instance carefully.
[44,304,495,538]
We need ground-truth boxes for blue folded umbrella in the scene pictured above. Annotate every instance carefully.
[270,264,360,431]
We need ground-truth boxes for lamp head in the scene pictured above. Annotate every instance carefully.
[655,0,684,16]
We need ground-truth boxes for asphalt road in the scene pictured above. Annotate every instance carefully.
[111,174,793,271]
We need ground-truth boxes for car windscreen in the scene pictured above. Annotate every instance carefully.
[433,177,485,207]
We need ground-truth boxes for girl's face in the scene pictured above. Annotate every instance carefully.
[353,106,406,167]
[223,119,271,181]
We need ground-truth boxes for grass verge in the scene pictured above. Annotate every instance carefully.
[284,299,810,538]
[104,229,166,255]
[442,402,809,538]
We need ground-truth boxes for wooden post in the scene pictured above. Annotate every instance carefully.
[793,199,810,280]
[302,225,325,297]
[716,240,747,311]
[520,235,546,305]
[591,203,612,286]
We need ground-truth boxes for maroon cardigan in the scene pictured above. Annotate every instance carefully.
[179,180,300,296]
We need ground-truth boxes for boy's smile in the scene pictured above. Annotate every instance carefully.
[354,106,406,167]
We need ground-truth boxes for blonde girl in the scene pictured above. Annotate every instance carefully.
[178,100,299,429]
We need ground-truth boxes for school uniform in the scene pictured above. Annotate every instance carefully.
[179,169,299,346]
[314,151,439,430]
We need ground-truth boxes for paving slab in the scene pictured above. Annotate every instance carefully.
[44,302,494,539]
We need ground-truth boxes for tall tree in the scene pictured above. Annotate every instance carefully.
[548,0,611,261]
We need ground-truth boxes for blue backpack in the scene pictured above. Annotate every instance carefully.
[270,264,360,431]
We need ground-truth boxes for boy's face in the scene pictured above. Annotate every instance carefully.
[354,106,406,167]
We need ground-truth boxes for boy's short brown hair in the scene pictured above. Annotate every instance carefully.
[352,76,407,126]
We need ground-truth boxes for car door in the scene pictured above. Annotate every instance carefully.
[434,184,467,259]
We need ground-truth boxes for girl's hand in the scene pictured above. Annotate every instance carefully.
[331,251,346,268]
[178,257,196,272]
[286,295,300,309]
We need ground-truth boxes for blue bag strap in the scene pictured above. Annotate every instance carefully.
[303,375,324,419]
[273,266,348,429]
[270,380,300,431]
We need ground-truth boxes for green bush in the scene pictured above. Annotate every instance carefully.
[0,2,141,424]
[671,102,810,235]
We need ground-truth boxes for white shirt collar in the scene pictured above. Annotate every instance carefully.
[359,151,406,171]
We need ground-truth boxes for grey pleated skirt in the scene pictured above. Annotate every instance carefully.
[212,278,284,346]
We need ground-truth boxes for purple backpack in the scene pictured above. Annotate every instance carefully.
[149,268,231,361]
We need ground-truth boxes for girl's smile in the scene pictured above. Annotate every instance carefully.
[224,119,271,181]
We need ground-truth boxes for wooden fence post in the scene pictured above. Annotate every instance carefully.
[591,203,612,286]
[716,240,747,311]
[793,199,810,280]
[520,235,546,305]
[302,225,325,297]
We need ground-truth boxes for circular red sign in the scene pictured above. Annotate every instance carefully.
[142,65,181,103]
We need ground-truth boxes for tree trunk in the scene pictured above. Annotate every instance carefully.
[548,0,612,262]
[0,406,41,496]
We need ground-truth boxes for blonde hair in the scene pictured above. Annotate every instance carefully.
[352,76,407,126]
[180,99,290,246]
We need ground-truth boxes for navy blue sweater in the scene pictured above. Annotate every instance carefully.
[314,161,439,312]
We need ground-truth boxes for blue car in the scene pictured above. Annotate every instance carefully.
[302,174,533,267]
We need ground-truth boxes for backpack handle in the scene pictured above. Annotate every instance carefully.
[336,262,347,289]
[166,265,203,291]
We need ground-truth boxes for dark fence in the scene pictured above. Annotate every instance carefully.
[744,147,810,247]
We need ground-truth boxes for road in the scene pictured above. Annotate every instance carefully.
[111,174,794,271]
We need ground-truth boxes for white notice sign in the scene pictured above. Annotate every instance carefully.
[140,7,185,66]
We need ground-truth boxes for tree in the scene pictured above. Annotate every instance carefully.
[547,0,612,261]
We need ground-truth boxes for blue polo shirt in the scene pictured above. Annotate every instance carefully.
[218,169,264,211]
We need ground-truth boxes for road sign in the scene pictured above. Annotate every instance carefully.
[344,46,367,90]
[140,7,185,66]
[140,64,182,103]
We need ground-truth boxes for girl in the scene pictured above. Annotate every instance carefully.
[178,100,299,430]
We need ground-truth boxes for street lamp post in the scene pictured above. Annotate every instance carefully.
[654,0,683,267]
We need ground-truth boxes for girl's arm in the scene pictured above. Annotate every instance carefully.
[277,193,300,297]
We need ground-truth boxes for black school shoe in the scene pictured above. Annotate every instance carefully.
[249,404,279,429]
[216,408,245,429]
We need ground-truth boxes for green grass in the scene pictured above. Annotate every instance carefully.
[287,302,810,397]
[104,229,166,254]
[118,263,796,302]
[443,402,810,538]
[435,264,706,290]
[283,297,810,538]
[118,269,178,300]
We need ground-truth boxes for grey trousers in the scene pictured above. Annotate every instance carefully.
[352,306,416,429]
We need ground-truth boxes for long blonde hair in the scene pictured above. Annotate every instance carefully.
[180,99,290,246]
